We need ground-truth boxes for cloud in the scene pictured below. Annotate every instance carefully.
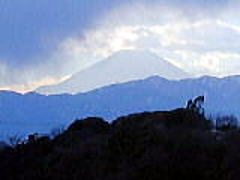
[1,0,240,92]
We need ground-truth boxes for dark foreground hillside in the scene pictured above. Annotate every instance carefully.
[1,108,240,180]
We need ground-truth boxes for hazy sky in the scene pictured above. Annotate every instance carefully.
[0,0,240,92]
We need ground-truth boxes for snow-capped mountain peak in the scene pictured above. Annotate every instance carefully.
[37,50,190,95]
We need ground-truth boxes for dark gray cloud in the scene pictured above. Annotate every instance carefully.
[0,0,231,64]
[0,0,239,91]
[0,0,131,64]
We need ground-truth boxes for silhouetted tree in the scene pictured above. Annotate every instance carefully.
[7,134,23,147]
[50,125,65,139]
[186,96,205,115]
[216,115,238,131]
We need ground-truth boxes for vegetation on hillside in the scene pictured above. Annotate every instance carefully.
[0,103,240,179]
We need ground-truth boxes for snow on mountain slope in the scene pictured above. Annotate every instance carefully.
[36,50,190,95]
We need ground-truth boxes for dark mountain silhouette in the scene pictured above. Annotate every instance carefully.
[1,75,240,139]
[1,108,240,180]
[0,141,8,149]
[0,108,210,180]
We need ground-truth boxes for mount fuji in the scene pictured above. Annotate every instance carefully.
[36,50,190,95]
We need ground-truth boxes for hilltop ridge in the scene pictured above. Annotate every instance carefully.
[2,107,240,180]
[0,108,214,180]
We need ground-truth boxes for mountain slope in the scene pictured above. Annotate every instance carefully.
[36,50,190,95]
[1,75,240,139]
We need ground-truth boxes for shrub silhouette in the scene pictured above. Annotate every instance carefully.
[216,115,238,131]
[186,96,205,115]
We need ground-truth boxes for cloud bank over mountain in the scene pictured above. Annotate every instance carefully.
[1,0,240,92]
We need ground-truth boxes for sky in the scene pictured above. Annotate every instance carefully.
[0,0,240,92]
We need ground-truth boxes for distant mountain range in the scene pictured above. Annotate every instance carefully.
[1,75,240,139]
[36,50,190,95]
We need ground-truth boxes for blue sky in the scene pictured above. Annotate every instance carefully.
[0,0,240,92]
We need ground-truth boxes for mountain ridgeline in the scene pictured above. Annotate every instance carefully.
[1,75,240,139]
